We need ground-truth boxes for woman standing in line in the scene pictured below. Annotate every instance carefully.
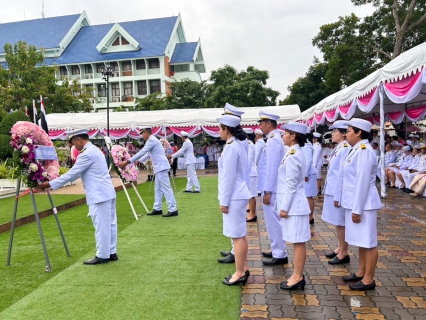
[217,114,251,286]
[334,118,382,291]
[277,122,311,290]
[312,132,323,195]
[302,128,318,225]
[244,128,258,222]
[322,121,352,264]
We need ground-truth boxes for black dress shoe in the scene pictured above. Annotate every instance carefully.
[349,280,376,290]
[225,270,250,280]
[162,210,178,217]
[193,190,201,193]
[325,251,338,258]
[220,251,231,257]
[280,277,306,290]
[404,188,414,193]
[342,273,364,282]
[148,209,163,216]
[110,253,118,261]
[261,251,273,258]
[328,255,350,265]
[246,216,257,223]
[218,253,235,263]
[262,257,288,266]
[309,218,314,225]
[183,190,192,193]
[222,273,248,286]
[83,256,110,265]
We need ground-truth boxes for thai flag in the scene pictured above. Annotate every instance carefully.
[33,100,38,124]
[40,95,49,134]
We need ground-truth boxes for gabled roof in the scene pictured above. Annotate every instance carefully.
[0,14,81,53]
[46,16,178,65]
[170,42,198,64]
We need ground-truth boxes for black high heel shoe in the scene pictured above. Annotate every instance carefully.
[280,277,306,290]
[225,270,250,280]
[222,273,249,286]
[246,216,257,223]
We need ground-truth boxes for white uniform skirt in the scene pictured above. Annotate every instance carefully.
[344,209,378,248]
[304,173,318,197]
[223,199,249,238]
[249,176,258,198]
[322,194,345,226]
[316,165,322,179]
[281,214,311,243]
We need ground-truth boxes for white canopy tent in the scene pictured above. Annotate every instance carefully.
[298,42,426,198]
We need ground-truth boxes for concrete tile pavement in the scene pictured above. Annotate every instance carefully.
[241,188,426,320]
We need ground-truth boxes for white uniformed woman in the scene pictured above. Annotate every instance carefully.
[322,121,351,265]
[244,128,258,222]
[334,118,382,291]
[217,114,251,286]
[312,132,323,194]
[302,128,318,224]
[277,122,310,290]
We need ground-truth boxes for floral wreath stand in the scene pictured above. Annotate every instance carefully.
[7,175,70,273]
[104,137,149,220]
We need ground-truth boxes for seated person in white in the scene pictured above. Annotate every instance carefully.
[398,144,426,193]
[385,145,412,187]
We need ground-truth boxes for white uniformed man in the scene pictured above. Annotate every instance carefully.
[255,128,266,195]
[171,131,201,193]
[38,129,118,265]
[243,127,258,222]
[120,127,178,217]
[258,110,288,266]
[377,143,397,180]
[396,145,422,191]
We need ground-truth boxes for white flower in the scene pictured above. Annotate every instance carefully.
[117,153,124,158]
[21,146,30,154]
[29,163,39,172]
[42,172,48,177]
[26,138,33,144]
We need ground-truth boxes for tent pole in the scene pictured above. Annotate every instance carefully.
[404,104,407,141]
[379,83,387,199]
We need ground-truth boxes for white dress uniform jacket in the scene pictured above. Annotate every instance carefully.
[277,145,310,215]
[323,141,351,196]
[313,142,322,178]
[218,137,251,206]
[255,138,266,191]
[129,135,170,173]
[263,129,284,193]
[334,140,382,215]
[248,141,257,177]
[172,138,196,165]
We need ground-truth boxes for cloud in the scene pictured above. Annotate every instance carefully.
[1,0,374,101]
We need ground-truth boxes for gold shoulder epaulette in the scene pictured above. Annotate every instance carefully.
[361,144,366,149]
[270,134,274,138]
[343,143,348,147]
[290,149,296,155]
[227,140,233,145]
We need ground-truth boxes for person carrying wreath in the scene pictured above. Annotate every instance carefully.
[334,118,382,291]
[38,129,118,265]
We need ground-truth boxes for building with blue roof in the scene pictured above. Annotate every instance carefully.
[0,11,206,110]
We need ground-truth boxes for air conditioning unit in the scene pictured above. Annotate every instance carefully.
[85,74,93,79]
[112,97,120,102]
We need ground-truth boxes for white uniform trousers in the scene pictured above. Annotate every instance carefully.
[154,170,177,212]
[263,192,287,258]
[185,164,201,192]
[89,198,117,259]
[401,171,418,188]
[345,209,378,249]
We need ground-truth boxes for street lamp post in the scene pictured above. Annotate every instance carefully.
[100,63,115,136]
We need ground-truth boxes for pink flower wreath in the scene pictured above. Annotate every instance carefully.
[110,145,138,182]
[10,121,59,188]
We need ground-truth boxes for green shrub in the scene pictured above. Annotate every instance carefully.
[59,166,69,175]
[0,111,29,135]
[0,134,13,160]
[0,159,19,179]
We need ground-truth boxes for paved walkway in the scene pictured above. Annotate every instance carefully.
[241,188,426,320]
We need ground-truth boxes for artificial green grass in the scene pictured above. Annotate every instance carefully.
[0,193,85,225]
[0,177,241,320]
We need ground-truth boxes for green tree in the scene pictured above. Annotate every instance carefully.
[0,134,13,160]
[280,59,331,112]
[0,111,29,135]
[133,92,167,111]
[0,41,93,115]
[166,78,208,109]
[205,65,280,108]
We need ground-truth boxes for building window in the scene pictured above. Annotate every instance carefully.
[124,82,133,96]
[85,64,93,74]
[150,79,161,93]
[85,85,94,97]
[148,58,160,69]
[112,36,130,46]
[59,66,68,76]
[97,64,104,73]
[122,61,132,71]
[111,83,120,97]
[98,84,106,97]
[136,60,146,70]
[71,66,80,75]
[137,81,147,95]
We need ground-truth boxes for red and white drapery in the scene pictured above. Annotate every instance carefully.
[303,69,426,127]
[49,125,263,140]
